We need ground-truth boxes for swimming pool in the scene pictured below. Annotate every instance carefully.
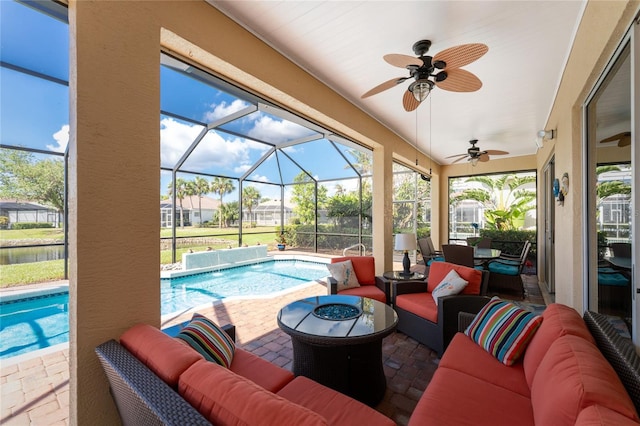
[0,259,328,360]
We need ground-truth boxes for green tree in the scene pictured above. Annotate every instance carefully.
[596,165,631,200]
[291,173,327,225]
[326,193,360,228]
[242,186,261,226]
[167,178,190,228]
[220,200,239,227]
[450,174,536,230]
[190,176,211,226]
[211,177,236,229]
[0,149,65,219]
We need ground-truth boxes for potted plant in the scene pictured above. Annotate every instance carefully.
[276,233,286,251]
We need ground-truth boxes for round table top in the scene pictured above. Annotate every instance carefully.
[383,271,426,281]
[473,248,501,260]
[277,295,398,343]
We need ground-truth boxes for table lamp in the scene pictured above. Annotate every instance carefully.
[394,233,417,275]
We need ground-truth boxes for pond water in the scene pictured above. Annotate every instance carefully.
[0,245,65,265]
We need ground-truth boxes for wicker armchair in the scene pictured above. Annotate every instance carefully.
[327,256,391,304]
[392,261,490,357]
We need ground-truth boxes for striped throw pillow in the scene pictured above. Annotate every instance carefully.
[176,313,235,368]
[465,297,543,366]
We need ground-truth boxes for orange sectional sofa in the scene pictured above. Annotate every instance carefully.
[408,303,640,425]
[96,323,395,426]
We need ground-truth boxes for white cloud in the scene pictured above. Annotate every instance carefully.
[203,99,249,123]
[47,125,69,153]
[249,173,269,182]
[248,115,311,143]
[161,117,256,173]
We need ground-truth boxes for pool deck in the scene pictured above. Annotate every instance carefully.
[1,265,545,425]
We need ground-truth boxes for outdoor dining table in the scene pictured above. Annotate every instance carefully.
[473,247,501,260]
[607,256,631,270]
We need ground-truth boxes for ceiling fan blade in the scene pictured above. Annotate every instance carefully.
[484,150,509,156]
[361,77,408,98]
[478,153,490,162]
[402,89,421,112]
[445,153,468,159]
[619,134,631,147]
[451,156,468,164]
[435,69,482,92]
[433,43,488,69]
[384,53,423,68]
[599,131,631,147]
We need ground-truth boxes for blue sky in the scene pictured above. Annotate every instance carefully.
[1,0,368,201]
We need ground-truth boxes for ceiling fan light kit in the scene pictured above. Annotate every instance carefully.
[362,39,488,111]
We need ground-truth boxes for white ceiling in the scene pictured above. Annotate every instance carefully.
[208,1,587,166]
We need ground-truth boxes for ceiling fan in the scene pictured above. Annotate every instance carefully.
[446,139,509,166]
[599,131,631,147]
[361,39,488,111]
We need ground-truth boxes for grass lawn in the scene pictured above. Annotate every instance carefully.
[1,227,281,287]
[1,260,65,288]
[0,227,65,245]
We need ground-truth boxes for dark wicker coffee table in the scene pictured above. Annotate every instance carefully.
[277,294,398,406]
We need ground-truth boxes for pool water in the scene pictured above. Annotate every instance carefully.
[0,259,327,360]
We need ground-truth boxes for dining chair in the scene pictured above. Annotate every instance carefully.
[442,244,475,268]
[418,237,445,266]
[609,242,631,258]
[467,237,492,249]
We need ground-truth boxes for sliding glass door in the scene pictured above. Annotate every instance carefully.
[585,29,637,340]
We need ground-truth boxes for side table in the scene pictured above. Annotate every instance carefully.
[383,270,426,303]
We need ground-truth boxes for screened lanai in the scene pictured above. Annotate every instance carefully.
[161,53,377,261]
[1,0,432,282]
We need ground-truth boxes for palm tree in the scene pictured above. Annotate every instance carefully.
[191,176,211,226]
[220,201,239,227]
[450,174,536,230]
[210,177,236,229]
[167,178,190,228]
[242,186,261,226]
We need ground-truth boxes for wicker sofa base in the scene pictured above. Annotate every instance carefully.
[487,272,525,299]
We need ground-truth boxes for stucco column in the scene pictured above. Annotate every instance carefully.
[69,1,160,424]
[372,146,394,274]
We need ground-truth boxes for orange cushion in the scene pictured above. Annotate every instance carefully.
[229,348,294,392]
[531,335,639,425]
[439,333,531,397]
[427,261,482,294]
[408,367,534,426]
[395,292,438,323]
[335,285,386,303]
[179,360,327,426]
[576,405,640,425]
[277,376,395,426]
[523,303,595,387]
[331,256,376,285]
[120,324,202,388]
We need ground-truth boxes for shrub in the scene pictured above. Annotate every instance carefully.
[12,222,54,230]
[0,216,8,229]
[479,229,537,258]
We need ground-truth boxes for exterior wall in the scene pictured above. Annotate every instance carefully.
[535,1,637,311]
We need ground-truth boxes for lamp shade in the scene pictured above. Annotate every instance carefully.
[394,233,417,251]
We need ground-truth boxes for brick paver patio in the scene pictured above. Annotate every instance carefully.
[1,274,544,425]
